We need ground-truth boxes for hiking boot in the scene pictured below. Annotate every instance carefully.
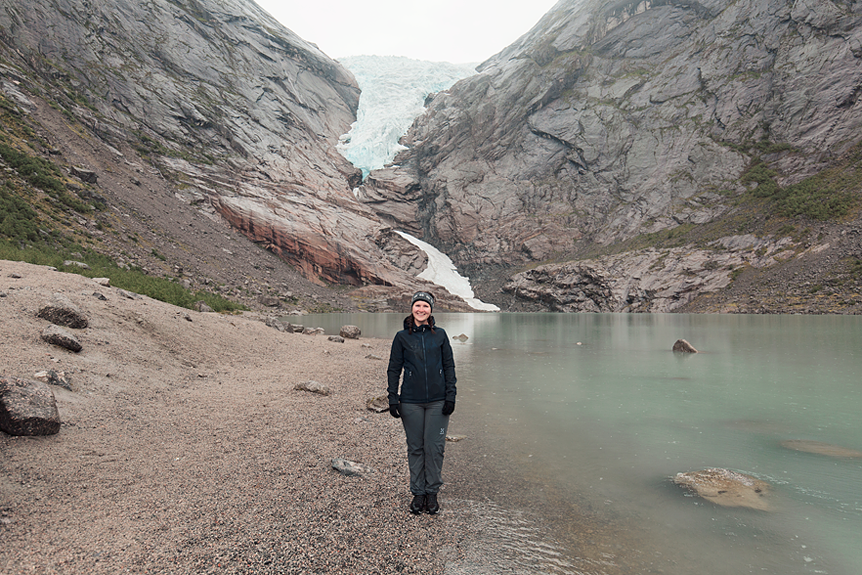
[409,494,425,514]
[425,493,439,514]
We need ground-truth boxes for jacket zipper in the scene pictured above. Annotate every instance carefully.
[421,329,429,402]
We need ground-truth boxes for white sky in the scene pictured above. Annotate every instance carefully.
[253,0,560,63]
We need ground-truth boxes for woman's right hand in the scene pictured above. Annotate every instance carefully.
[389,404,401,418]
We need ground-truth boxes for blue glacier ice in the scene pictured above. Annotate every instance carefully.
[337,56,477,178]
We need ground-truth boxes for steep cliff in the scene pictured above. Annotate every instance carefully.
[360,0,862,312]
[0,0,424,290]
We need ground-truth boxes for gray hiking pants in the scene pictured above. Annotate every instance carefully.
[399,401,449,496]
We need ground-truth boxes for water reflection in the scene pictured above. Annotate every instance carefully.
[286,312,862,575]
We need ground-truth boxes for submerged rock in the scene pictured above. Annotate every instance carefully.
[673,468,771,511]
[780,440,862,459]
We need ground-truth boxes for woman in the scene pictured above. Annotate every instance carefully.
[387,291,457,515]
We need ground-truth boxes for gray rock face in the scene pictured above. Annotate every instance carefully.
[0,0,425,290]
[0,377,62,436]
[361,0,862,285]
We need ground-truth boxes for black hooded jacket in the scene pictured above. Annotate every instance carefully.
[387,317,457,405]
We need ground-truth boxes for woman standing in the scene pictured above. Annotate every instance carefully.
[387,291,457,515]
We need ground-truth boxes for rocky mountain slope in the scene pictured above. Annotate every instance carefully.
[360,0,862,313]
[0,0,443,313]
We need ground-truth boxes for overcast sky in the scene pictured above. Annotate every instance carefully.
[253,0,560,63]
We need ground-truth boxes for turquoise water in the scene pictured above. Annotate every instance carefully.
[288,312,862,575]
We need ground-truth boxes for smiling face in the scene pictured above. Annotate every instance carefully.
[411,300,432,325]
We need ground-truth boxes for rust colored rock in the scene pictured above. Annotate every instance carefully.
[0,377,61,436]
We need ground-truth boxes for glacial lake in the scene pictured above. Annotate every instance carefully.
[285,312,862,575]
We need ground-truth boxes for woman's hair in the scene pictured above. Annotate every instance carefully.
[404,313,436,334]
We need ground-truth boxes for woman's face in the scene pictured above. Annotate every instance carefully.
[411,300,432,325]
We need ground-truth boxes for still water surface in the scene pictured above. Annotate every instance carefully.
[288,312,862,574]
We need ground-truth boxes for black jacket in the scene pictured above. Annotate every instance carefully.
[387,319,457,405]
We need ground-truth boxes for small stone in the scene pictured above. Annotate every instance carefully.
[446,434,467,442]
[331,458,374,476]
[452,333,469,342]
[92,277,111,287]
[365,354,384,360]
[366,395,389,413]
[294,380,331,396]
[328,335,345,343]
[340,325,361,339]
[194,301,214,313]
[41,324,83,353]
[63,260,90,270]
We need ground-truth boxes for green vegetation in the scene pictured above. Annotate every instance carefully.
[0,140,92,213]
[0,241,246,313]
[0,184,40,242]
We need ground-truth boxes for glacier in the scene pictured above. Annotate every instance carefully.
[337,56,497,312]
[337,56,476,178]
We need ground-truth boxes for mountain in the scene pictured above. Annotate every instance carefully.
[360,0,862,313]
[0,0,462,312]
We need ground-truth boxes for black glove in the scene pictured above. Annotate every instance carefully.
[389,404,401,418]
[442,401,455,416]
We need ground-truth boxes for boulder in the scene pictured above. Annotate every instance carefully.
[331,458,374,476]
[41,324,83,353]
[452,333,469,342]
[294,380,332,396]
[194,301,214,313]
[36,293,88,329]
[340,325,361,339]
[0,377,61,436]
[70,165,97,183]
[672,339,698,353]
[780,440,862,459]
[265,316,285,332]
[366,395,389,413]
[328,335,345,343]
[302,327,325,335]
[673,468,771,511]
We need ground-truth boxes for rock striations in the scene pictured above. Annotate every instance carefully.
[0,0,425,290]
[360,0,862,310]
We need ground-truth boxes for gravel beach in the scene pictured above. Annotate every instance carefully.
[1,260,633,575]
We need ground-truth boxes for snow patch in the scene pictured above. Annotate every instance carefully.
[396,231,499,312]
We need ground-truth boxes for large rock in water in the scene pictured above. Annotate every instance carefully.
[0,377,62,436]
[674,468,771,511]
[360,0,862,293]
